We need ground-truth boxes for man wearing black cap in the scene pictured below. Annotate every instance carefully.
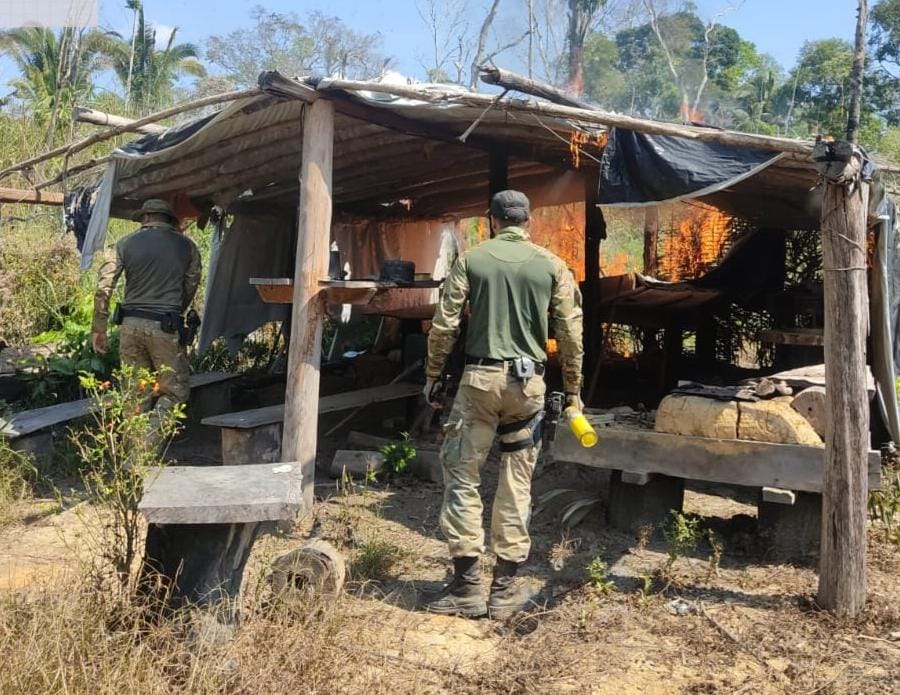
[423,189,584,619]
[91,198,201,413]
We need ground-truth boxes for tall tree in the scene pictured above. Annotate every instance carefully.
[0,27,105,138]
[206,7,389,89]
[567,0,606,95]
[99,5,206,115]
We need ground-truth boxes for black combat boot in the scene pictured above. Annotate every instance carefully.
[425,556,486,617]
[488,559,532,620]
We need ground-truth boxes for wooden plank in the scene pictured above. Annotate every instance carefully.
[202,382,421,429]
[0,187,65,205]
[760,328,825,346]
[551,425,881,494]
[281,97,334,514]
[139,462,303,524]
[1,372,237,438]
[0,398,91,438]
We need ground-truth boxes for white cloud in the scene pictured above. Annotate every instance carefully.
[151,22,176,48]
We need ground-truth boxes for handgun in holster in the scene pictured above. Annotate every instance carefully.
[178,309,201,347]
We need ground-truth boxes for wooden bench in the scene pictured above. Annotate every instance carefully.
[138,462,303,606]
[1,372,237,466]
[201,382,421,465]
[551,420,883,558]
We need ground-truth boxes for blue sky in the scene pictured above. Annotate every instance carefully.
[1,0,860,90]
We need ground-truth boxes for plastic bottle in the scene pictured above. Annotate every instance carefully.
[564,406,598,448]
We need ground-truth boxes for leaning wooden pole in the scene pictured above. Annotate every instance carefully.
[817,0,870,617]
[0,87,259,182]
[73,106,166,134]
[281,100,334,513]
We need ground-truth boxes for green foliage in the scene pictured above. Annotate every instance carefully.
[350,539,406,581]
[378,432,416,476]
[72,365,185,591]
[0,226,80,345]
[663,510,701,570]
[17,288,119,407]
[97,3,206,115]
[585,554,616,594]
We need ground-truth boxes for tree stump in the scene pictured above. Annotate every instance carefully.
[270,539,346,607]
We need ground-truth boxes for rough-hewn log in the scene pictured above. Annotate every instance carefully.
[817,158,870,616]
[281,100,334,513]
[480,66,593,109]
[317,78,814,155]
[73,106,166,134]
[0,187,65,205]
[0,87,261,182]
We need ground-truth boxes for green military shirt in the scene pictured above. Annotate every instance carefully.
[92,223,202,334]
[426,226,584,394]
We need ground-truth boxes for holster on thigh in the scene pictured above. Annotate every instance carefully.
[496,410,544,453]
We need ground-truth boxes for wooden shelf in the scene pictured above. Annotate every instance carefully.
[249,277,442,307]
[760,328,825,347]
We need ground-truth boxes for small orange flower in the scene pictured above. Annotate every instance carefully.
[152,382,161,395]
[99,381,111,391]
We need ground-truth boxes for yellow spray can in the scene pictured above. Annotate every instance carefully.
[565,407,598,448]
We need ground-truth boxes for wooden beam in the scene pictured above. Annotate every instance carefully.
[281,100,334,514]
[73,106,165,134]
[552,425,881,494]
[0,187,64,205]
[317,78,814,155]
[479,66,594,109]
[0,87,262,183]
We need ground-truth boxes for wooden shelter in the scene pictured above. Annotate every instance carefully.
[3,67,898,616]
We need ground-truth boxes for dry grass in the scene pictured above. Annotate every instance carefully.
[0,441,36,528]
[0,222,80,346]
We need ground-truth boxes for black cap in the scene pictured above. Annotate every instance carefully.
[489,189,530,223]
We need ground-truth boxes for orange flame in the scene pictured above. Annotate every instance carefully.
[660,203,732,281]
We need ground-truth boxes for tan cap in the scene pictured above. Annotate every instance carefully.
[132,198,178,223]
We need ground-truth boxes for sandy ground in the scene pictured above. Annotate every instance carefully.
[1,420,899,693]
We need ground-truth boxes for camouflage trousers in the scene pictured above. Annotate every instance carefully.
[119,317,190,412]
[439,364,545,563]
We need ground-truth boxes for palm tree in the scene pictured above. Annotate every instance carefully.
[100,4,206,115]
[0,27,105,137]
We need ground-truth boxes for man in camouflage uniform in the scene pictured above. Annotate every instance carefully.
[92,198,201,413]
[424,190,584,619]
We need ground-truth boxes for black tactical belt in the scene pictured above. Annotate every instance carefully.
[465,356,545,375]
[119,308,172,322]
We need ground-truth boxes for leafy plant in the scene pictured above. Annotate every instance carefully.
[72,364,185,592]
[535,488,603,529]
[350,539,407,582]
[706,528,723,578]
[663,510,702,571]
[378,432,416,476]
[586,554,616,595]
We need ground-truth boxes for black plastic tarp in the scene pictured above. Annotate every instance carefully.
[598,128,783,207]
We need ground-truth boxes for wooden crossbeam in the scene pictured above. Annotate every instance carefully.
[0,187,65,205]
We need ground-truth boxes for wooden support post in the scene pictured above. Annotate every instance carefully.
[583,168,605,401]
[282,99,334,513]
[816,0,870,617]
[642,206,659,276]
[817,158,870,615]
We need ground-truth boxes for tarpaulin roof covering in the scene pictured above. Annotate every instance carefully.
[87,71,831,243]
